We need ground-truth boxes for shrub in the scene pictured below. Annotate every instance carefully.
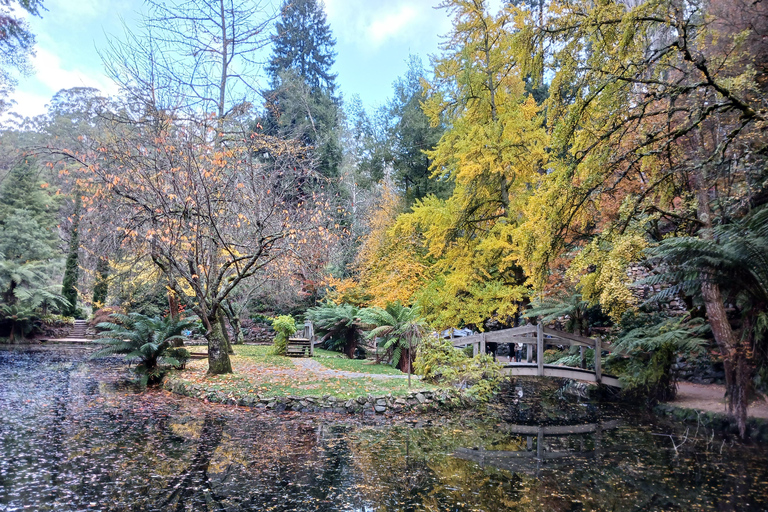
[271,315,297,355]
[414,336,503,401]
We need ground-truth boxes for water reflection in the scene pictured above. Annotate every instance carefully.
[1,345,767,511]
[454,420,622,474]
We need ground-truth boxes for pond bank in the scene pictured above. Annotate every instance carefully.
[655,382,768,442]
[163,375,471,414]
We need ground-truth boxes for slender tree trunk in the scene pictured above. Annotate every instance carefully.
[206,309,233,375]
[223,303,244,345]
[697,184,749,437]
[168,289,180,319]
[231,315,244,344]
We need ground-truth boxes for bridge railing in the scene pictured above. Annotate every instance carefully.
[449,323,613,384]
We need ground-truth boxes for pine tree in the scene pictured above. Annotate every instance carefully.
[266,0,337,93]
[264,0,341,179]
[92,257,110,308]
[387,56,448,206]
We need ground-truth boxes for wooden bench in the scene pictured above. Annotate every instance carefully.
[286,337,312,357]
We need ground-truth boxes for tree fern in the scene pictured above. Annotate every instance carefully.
[306,303,363,358]
[609,316,709,403]
[358,302,427,371]
[91,312,195,385]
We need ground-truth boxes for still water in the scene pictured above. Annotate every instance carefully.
[1,345,767,511]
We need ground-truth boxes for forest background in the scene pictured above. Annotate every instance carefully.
[0,0,766,437]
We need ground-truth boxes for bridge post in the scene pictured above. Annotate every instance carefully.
[473,340,478,357]
[526,336,533,362]
[594,336,602,383]
[536,322,544,377]
[580,346,586,369]
[480,332,486,356]
[536,428,544,460]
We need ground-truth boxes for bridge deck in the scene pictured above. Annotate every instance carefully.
[502,363,622,388]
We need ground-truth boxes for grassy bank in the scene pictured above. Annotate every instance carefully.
[174,344,440,401]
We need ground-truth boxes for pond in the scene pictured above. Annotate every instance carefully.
[1,345,767,511]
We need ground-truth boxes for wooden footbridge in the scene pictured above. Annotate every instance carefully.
[451,324,622,388]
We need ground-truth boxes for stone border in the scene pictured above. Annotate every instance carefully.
[163,376,476,415]
[654,403,768,443]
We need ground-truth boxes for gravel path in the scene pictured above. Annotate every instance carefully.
[666,382,768,419]
[291,358,414,380]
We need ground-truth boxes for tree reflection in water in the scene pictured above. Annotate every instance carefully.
[1,345,767,511]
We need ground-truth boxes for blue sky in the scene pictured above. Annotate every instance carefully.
[9,0,503,118]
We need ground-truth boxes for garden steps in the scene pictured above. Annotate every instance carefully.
[42,320,95,344]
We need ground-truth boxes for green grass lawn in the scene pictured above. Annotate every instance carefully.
[186,344,295,369]
[313,349,405,375]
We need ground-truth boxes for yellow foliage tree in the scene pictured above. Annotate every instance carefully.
[392,0,548,328]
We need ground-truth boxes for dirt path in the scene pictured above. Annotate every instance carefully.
[666,382,768,419]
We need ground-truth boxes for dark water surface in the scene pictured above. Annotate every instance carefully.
[1,345,767,511]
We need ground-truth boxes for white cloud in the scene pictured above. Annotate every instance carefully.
[7,48,118,118]
[367,5,419,47]
[6,90,50,119]
[324,0,451,51]
[31,48,116,95]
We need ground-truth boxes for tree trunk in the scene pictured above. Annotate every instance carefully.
[232,315,244,345]
[344,330,358,359]
[218,314,234,354]
[223,304,244,345]
[168,289,180,319]
[206,310,233,375]
[697,185,749,437]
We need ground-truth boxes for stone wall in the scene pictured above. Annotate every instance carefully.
[163,377,469,415]
[241,321,275,344]
[626,263,687,314]
[671,354,726,385]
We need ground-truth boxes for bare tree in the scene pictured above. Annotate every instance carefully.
[60,0,330,374]
[101,0,275,121]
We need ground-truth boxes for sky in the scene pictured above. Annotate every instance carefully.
[8,0,503,119]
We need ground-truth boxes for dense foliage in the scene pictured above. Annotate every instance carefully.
[414,336,502,402]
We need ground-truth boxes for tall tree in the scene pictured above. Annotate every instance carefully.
[387,55,448,205]
[60,191,80,317]
[266,0,336,93]
[394,0,548,327]
[69,0,327,375]
[0,159,59,306]
[263,0,340,179]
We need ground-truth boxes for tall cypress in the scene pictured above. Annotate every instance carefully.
[61,192,80,317]
[92,257,110,308]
